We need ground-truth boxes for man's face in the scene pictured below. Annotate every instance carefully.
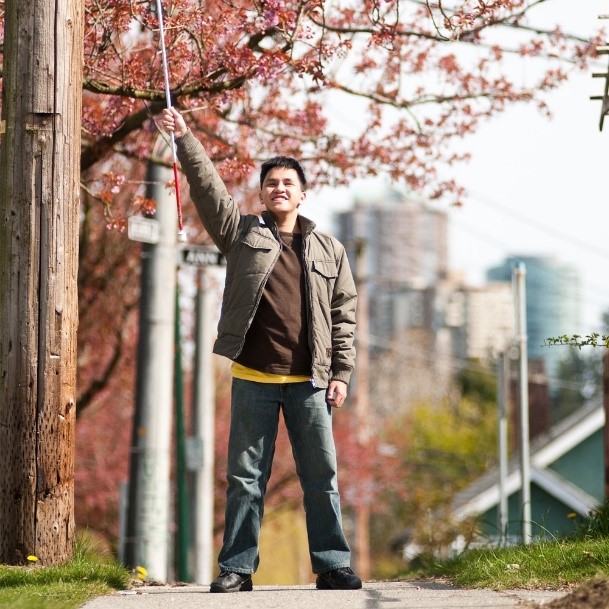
[260,167,306,217]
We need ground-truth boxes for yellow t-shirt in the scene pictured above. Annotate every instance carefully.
[231,362,310,384]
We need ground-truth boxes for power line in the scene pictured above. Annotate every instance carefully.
[330,193,609,312]
[467,189,609,262]
[449,212,609,311]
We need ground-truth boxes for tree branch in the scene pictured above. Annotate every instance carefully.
[309,2,592,47]
[331,80,504,110]
[80,101,164,171]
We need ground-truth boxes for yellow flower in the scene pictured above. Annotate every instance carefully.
[26,556,38,563]
[567,512,577,519]
[135,566,148,580]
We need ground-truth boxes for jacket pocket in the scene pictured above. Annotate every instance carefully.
[311,259,337,279]
[310,259,337,312]
[234,231,276,277]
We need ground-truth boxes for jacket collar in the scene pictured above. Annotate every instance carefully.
[260,211,316,236]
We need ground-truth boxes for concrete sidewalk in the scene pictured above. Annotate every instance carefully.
[82,580,564,609]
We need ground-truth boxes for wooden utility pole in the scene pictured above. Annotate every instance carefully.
[0,0,84,565]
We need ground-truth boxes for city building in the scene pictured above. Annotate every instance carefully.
[335,189,448,346]
[486,255,580,384]
[444,282,515,363]
[335,190,452,410]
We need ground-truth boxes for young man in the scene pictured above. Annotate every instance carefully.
[162,108,361,592]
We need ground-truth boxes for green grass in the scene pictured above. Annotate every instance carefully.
[0,537,130,609]
[424,537,609,589]
[405,503,609,590]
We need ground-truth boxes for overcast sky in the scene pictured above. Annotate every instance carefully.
[312,0,609,334]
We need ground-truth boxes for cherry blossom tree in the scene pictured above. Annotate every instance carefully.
[73,0,599,208]
[0,0,601,555]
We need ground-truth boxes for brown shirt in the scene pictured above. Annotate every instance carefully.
[235,231,312,375]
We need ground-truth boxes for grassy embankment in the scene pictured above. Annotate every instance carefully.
[418,501,609,589]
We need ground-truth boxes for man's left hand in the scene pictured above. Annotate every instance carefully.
[326,380,347,408]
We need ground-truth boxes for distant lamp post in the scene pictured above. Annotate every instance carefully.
[513,263,532,545]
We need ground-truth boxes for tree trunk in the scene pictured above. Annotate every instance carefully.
[0,0,83,565]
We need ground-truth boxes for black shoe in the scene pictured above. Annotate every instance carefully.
[316,567,362,590]
[210,571,253,593]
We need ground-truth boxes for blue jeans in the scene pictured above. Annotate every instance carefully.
[218,378,351,575]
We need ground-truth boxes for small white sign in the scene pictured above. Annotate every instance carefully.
[180,246,226,267]
[186,436,205,470]
[128,216,160,244]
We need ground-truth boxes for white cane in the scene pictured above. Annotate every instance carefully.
[156,0,187,242]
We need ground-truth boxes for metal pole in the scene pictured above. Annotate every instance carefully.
[174,287,189,581]
[514,263,532,544]
[118,481,128,565]
[352,238,371,580]
[497,351,509,545]
[124,160,177,581]
[190,269,216,584]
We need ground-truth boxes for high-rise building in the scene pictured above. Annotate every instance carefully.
[335,189,448,345]
[486,255,580,383]
[335,191,454,410]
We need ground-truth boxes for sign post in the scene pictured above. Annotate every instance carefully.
[124,162,177,583]
[179,246,224,584]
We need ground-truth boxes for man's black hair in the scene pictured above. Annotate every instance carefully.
[260,156,307,190]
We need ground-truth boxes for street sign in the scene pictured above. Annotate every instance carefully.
[128,215,160,244]
[185,436,205,471]
[180,246,226,267]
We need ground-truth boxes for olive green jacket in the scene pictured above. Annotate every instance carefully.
[176,130,357,387]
